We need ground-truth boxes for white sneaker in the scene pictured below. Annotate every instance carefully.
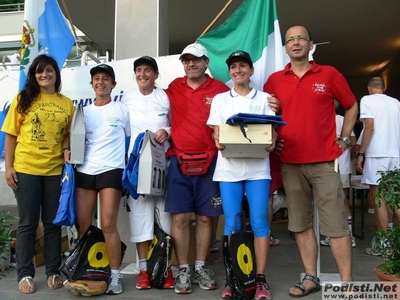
[320,236,330,246]
[105,273,123,295]
[174,268,192,294]
[365,247,381,256]
[351,236,356,248]
[269,234,280,246]
[191,267,217,290]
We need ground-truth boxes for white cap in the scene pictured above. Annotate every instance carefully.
[179,43,208,60]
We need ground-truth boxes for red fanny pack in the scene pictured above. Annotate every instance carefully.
[177,151,215,176]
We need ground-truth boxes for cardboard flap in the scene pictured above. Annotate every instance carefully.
[137,130,167,196]
[70,104,86,164]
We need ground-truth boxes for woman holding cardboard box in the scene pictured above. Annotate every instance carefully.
[74,64,130,295]
[207,50,277,300]
[1,55,74,293]
[120,55,174,290]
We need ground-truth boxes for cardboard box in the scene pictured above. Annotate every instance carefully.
[350,175,370,189]
[33,252,44,267]
[34,235,69,268]
[70,103,86,164]
[219,124,272,158]
[61,226,69,253]
[11,224,70,267]
[137,130,167,196]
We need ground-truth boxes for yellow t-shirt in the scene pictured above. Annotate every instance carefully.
[2,93,74,175]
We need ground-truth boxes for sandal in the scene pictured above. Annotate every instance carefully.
[19,276,36,294]
[289,274,321,298]
[48,274,63,290]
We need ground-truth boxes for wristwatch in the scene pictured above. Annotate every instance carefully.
[356,152,365,158]
[339,136,350,146]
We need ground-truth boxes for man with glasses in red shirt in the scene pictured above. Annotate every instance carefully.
[165,43,229,294]
[264,25,358,298]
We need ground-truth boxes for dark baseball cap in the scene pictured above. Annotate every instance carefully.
[134,56,159,72]
[225,50,253,68]
[90,64,116,81]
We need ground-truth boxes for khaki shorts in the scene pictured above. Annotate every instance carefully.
[281,161,349,237]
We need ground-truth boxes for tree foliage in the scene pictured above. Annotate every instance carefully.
[0,0,24,5]
[0,0,24,12]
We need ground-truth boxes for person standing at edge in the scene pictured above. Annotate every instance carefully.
[264,25,358,298]
[121,56,174,290]
[74,64,130,295]
[2,54,74,294]
[355,77,400,255]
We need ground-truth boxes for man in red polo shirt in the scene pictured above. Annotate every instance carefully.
[165,43,229,294]
[264,25,358,298]
[167,43,280,295]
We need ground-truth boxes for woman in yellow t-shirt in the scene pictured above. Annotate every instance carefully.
[1,55,74,294]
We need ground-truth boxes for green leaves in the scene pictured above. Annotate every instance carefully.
[0,211,16,278]
[377,167,400,210]
[375,168,400,276]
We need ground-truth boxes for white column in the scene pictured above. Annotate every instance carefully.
[114,0,169,60]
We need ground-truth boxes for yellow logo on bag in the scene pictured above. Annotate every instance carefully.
[237,243,253,275]
[147,234,158,259]
[88,242,109,268]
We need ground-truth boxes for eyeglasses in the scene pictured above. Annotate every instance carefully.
[285,35,310,45]
[181,57,202,65]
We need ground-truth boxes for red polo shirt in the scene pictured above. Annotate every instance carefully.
[264,62,356,164]
[166,75,229,157]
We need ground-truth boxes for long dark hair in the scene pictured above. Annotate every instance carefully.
[17,55,62,115]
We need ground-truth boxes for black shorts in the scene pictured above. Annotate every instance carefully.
[75,169,123,191]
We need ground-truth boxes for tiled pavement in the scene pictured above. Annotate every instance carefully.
[0,205,388,300]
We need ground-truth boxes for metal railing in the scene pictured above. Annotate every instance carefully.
[0,3,24,13]
[0,62,20,71]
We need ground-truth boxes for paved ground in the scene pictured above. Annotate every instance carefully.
[0,204,388,300]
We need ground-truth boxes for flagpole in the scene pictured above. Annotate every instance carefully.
[199,0,234,37]
[60,0,82,53]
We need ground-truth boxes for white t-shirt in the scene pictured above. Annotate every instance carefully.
[360,93,400,158]
[121,87,171,153]
[335,115,355,174]
[77,100,131,175]
[207,88,274,182]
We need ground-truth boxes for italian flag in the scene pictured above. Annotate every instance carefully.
[197,0,284,90]
[198,0,284,194]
